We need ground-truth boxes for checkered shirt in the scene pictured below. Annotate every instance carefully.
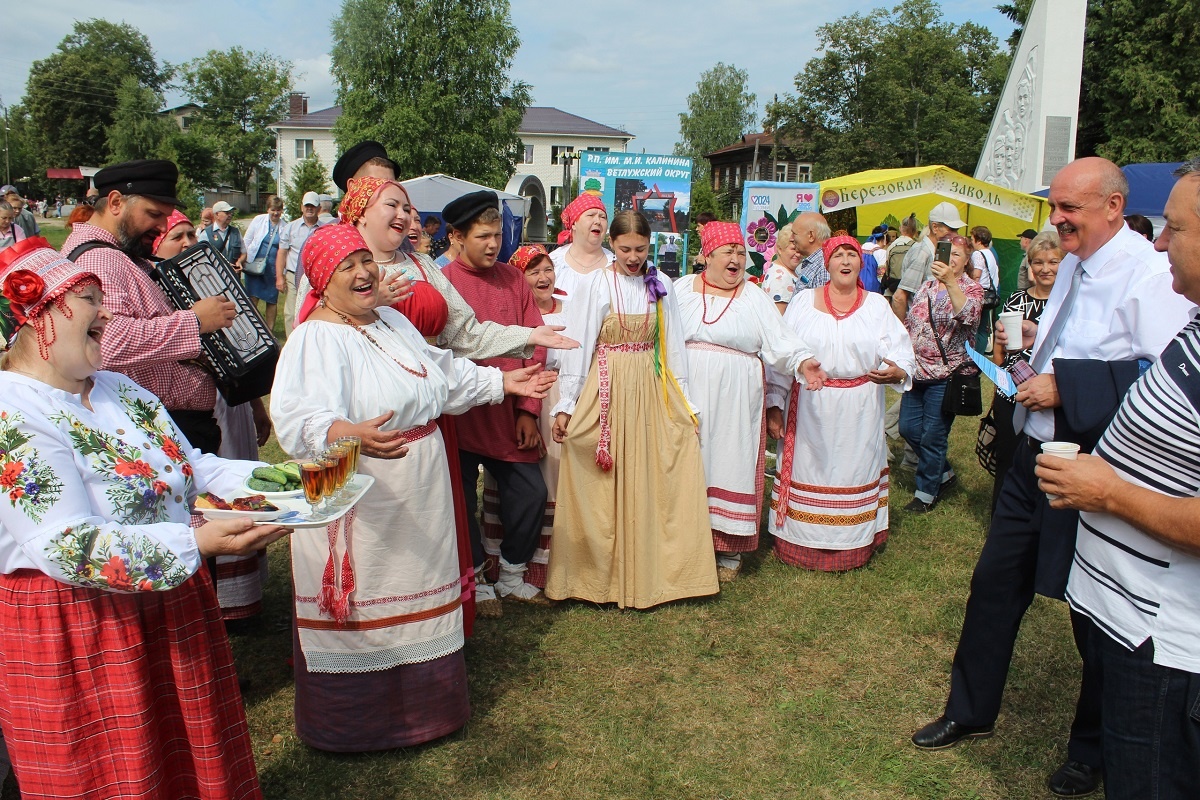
[62,223,216,411]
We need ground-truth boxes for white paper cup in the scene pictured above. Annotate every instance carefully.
[998,311,1025,352]
[1040,441,1080,501]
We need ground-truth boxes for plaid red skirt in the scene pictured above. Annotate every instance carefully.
[0,569,260,800]
[772,529,888,572]
[712,530,759,554]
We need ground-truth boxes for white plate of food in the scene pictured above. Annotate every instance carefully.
[196,492,289,522]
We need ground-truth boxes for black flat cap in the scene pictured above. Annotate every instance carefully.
[1020,228,1038,239]
[332,141,398,191]
[443,190,499,231]
[93,159,183,207]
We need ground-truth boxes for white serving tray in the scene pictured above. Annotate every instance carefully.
[271,475,375,529]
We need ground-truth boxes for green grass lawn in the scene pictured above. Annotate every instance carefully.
[231,402,1080,800]
[7,242,1074,798]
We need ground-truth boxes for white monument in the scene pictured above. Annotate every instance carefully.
[975,0,1086,194]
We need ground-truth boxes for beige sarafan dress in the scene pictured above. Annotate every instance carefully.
[546,269,718,609]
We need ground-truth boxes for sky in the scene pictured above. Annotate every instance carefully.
[0,1,1015,157]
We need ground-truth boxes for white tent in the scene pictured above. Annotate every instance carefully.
[400,174,529,218]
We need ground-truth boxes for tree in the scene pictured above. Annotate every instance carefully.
[106,77,176,163]
[768,0,1006,178]
[24,20,167,171]
[330,0,531,188]
[284,155,332,219]
[999,1,1200,163]
[177,47,293,193]
[674,63,758,181]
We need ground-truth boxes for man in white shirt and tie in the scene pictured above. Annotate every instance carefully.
[910,157,1195,798]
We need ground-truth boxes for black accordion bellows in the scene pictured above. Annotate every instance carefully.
[153,241,279,406]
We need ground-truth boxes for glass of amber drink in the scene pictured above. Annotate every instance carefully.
[326,445,352,503]
[317,457,339,512]
[300,462,326,519]
[334,436,361,489]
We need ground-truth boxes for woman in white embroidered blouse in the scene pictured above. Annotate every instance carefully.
[0,239,288,799]
[270,224,554,753]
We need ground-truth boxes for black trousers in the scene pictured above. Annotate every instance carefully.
[944,438,1103,769]
[458,451,546,569]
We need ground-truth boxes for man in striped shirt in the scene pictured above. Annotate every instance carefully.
[1036,159,1200,800]
[911,157,1196,797]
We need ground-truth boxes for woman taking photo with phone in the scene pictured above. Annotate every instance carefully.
[899,234,982,514]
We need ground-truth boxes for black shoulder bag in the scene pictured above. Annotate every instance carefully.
[927,293,982,416]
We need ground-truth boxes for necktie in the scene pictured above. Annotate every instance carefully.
[1013,260,1084,432]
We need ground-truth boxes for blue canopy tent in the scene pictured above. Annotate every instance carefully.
[1121,162,1183,217]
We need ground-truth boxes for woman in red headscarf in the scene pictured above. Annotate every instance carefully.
[312,176,576,624]
[673,222,825,581]
[270,224,555,752]
[0,239,288,799]
[549,192,613,297]
[766,235,916,571]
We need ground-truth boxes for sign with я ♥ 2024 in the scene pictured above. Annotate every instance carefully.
[739,181,822,279]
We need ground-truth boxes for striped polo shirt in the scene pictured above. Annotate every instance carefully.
[1066,315,1200,672]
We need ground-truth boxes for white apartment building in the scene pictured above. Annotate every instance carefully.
[269,97,633,203]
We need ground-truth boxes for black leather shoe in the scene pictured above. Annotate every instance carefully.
[903,497,937,514]
[911,716,994,750]
[1046,760,1101,797]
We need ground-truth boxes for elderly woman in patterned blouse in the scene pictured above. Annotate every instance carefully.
[0,238,288,799]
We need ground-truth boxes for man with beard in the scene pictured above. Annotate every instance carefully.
[62,159,237,452]
[910,157,1195,797]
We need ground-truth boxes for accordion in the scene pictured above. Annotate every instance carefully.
[153,241,279,406]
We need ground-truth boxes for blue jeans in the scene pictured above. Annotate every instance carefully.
[899,381,954,503]
[1090,624,1200,799]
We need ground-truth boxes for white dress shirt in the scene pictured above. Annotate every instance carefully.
[1024,224,1196,442]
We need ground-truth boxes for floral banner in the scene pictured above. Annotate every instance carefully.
[739,181,821,279]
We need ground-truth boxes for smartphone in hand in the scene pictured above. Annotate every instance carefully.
[1009,359,1037,385]
[934,239,952,265]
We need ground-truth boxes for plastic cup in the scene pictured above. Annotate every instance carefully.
[1040,441,1080,501]
[998,311,1025,352]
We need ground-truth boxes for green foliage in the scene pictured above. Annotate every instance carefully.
[284,155,332,219]
[995,0,1033,51]
[177,47,293,193]
[1076,0,1200,162]
[1,105,38,191]
[768,0,1006,178]
[673,63,758,181]
[105,77,176,163]
[330,0,531,188]
[23,19,167,181]
[1001,0,1200,163]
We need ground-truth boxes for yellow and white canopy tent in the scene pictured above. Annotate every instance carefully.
[818,165,1049,294]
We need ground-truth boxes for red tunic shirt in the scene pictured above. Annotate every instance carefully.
[442,258,545,462]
